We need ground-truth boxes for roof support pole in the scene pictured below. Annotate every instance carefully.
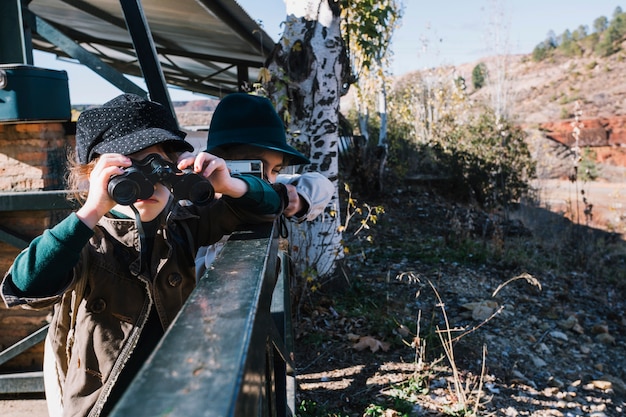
[237,64,249,92]
[0,0,32,64]
[119,0,177,124]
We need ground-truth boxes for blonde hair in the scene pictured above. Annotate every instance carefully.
[66,149,94,204]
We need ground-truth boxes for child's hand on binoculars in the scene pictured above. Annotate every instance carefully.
[78,153,131,228]
[179,152,247,198]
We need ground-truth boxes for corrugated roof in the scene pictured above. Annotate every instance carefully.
[25,0,276,98]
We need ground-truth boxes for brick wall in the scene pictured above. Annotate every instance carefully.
[0,122,71,190]
[0,121,75,370]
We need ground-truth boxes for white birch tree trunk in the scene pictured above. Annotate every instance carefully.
[268,0,345,278]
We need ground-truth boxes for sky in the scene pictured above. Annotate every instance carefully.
[32,0,625,104]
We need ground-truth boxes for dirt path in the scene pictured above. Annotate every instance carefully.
[533,178,626,234]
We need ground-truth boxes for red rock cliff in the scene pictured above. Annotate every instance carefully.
[539,116,626,147]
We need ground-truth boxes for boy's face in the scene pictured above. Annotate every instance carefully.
[259,150,286,183]
[114,144,172,222]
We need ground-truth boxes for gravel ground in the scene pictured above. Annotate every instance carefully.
[294,177,626,416]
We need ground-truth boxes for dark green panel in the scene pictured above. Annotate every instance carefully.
[0,0,30,64]
[0,64,70,122]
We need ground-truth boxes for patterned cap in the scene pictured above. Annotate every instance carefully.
[75,93,193,164]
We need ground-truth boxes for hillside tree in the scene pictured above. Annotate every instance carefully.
[472,62,487,89]
[572,25,588,40]
[341,0,403,191]
[594,16,608,33]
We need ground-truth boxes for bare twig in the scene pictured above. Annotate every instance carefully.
[492,272,542,297]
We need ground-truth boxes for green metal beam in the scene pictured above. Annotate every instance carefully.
[109,223,294,416]
[0,371,44,394]
[22,8,147,98]
[0,325,50,366]
[119,0,176,123]
[0,226,29,250]
[0,191,77,249]
[0,190,76,212]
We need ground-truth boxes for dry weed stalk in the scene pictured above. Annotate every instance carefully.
[428,280,483,415]
[568,100,594,226]
[394,271,542,415]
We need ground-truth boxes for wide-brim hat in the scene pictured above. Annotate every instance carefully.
[205,93,310,165]
[76,93,193,164]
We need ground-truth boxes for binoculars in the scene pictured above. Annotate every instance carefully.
[108,153,214,206]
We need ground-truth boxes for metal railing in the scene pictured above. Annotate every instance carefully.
[110,222,296,417]
[0,190,74,394]
[0,324,48,394]
[0,190,75,249]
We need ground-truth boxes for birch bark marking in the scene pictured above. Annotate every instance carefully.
[269,0,344,278]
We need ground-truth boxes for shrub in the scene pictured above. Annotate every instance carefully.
[432,111,536,209]
[532,43,549,62]
[471,63,488,90]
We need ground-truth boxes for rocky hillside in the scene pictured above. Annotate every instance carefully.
[457,50,626,124]
[455,50,626,164]
[173,99,219,127]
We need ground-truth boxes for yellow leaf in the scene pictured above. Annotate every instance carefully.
[257,67,272,84]
[352,336,390,353]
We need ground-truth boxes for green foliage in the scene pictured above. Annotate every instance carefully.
[532,42,550,62]
[558,34,583,57]
[471,63,487,90]
[578,148,599,181]
[595,24,621,56]
[341,0,403,72]
[350,67,536,210]
[572,24,588,41]
[594,15,609,33]
[365,377,429,415]
[468,113,535,207]
[297,400,350,417]
[585,32,601,52]
[388,110,536,209]
[532,10,626,62]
